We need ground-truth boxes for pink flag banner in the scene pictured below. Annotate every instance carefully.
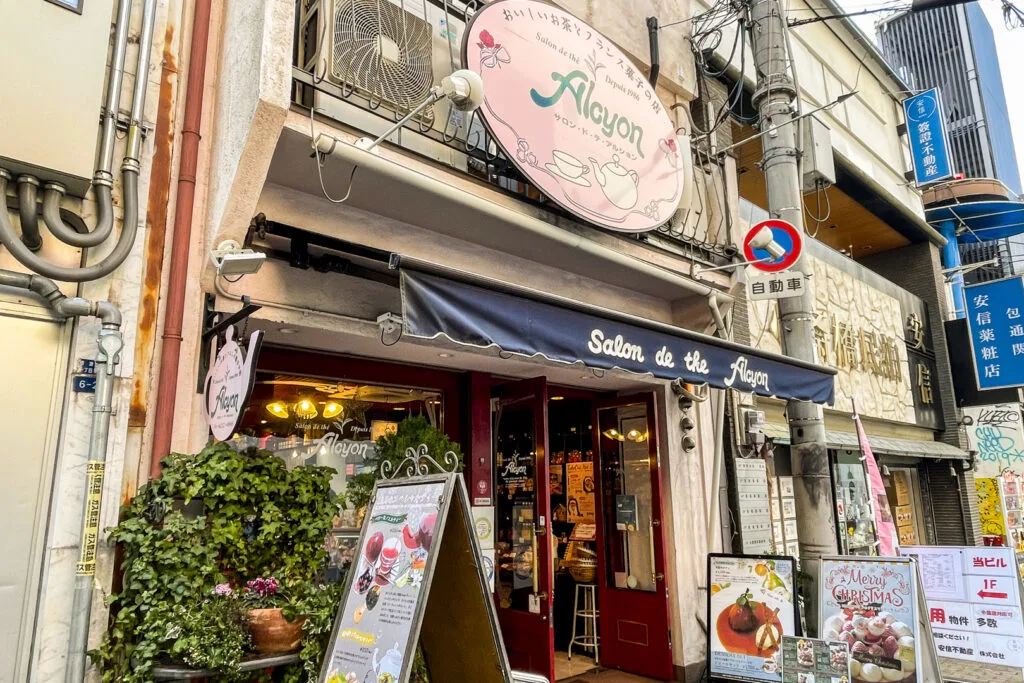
[854,412,898,556]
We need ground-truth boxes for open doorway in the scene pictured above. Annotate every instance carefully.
[492,379,674,682]
[548,395,601,681]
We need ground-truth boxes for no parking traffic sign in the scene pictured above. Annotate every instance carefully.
[743,219,802,273]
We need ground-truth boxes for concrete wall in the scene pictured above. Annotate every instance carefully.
[859,242,968,449]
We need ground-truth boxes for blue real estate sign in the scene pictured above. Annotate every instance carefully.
[903,88,954,185]
[964,276,1024,390]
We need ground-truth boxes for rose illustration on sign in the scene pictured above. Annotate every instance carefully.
[462,0,684,232]
[203,327,263,441]
[476,30,509,69]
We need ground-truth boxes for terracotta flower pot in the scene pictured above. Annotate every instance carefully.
[248,608,305,654]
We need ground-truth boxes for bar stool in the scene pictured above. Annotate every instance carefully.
[568,583,599,664]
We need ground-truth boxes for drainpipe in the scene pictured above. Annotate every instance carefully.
[0,271,122,683]
[0,0,150,282]
[939,218,966,319]
[150,0,213,473]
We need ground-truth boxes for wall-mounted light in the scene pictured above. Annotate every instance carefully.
[322,401,343,419]
[266,402,289,419]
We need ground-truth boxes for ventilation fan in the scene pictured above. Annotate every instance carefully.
[328,0,435,123]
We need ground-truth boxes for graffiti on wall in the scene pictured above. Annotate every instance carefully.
[966,403,1024,477]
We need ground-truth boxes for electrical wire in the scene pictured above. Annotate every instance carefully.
[1005,0,1024,29]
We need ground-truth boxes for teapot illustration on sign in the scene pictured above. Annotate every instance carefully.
[202,326,264,442]
[370,643,402,682]
[588,154,640,210]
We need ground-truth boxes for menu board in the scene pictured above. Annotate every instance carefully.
[322,481,445,683]
[708,554,798,682]
[779,636,851,683]
[770,475,799,559]
[736,459,773,555]
[818,557,920,683]
[901,545,1024,676]
[566,462,596,523]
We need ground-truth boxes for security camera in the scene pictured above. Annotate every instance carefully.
[748,225,787,260]
[210,240,266,278]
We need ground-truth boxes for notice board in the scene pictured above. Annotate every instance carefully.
[901,545,1024,680]
[320,473,511,683]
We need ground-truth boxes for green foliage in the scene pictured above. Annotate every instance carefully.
[345,416,464,512]
[168,595,250,678]
[281,581,345,683]
[90,442,341,683]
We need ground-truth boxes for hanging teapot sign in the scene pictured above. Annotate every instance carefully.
[462,0,684,232]
[203,326,264,441]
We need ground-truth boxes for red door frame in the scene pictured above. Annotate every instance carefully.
[592,392,674,681]
[491,377,554,683]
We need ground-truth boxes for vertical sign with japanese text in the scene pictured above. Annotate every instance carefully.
[903,88,953,186]
[965,277,1024,390]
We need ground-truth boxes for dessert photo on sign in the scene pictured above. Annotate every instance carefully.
[709,556,797,679]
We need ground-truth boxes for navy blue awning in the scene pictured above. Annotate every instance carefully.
[400,270,835,404]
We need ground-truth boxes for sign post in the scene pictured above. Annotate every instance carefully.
[742,220,805,301]
[319,447,512,683]
[902,88,954,186]
[964,276,1024,391]
[901,545,1024,681]
[202,326,263,441]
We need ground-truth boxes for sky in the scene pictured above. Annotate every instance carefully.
[843,0,1024,188]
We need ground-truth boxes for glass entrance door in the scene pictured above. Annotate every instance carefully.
[593,393,673,680]
[493,377,554,683]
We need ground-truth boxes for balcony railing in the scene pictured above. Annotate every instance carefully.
[291,0,733,261]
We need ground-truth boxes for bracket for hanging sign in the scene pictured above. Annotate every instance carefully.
[196,293,263,393]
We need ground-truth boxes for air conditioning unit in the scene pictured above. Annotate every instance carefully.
[299,0,438,127]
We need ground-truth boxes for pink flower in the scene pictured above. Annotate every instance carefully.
[214,583,233,596]
[246,576,279,597]
[477,30,498,49]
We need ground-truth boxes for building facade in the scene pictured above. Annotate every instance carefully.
[878,5,1024,279]
[0,1,995,682]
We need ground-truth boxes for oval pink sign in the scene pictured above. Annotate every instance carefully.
[463,0,684,233]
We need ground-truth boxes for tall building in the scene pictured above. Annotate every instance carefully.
[878,5,1024,280]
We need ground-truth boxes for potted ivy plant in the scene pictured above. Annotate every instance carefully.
[91,443,342,682]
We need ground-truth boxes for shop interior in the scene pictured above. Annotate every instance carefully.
[223,338,670,682]
[494,391,662,680]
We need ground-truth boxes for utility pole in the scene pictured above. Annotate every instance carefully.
[747,0,837,633]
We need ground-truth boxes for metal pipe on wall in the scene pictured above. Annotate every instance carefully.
[0,0,143,281]
[150,0,213,472]
[0,271,123,683]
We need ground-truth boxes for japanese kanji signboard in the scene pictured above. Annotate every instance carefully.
[747,272,805,301]
[902,88,953,186]
[901,545,1024,677]
[965,277,1024,391]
